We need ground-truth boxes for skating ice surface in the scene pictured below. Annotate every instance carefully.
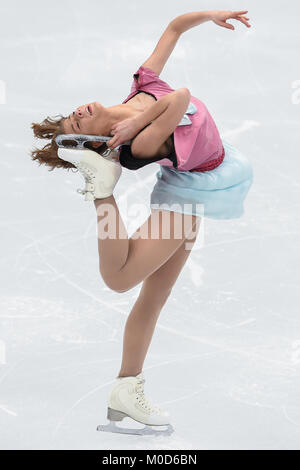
[0,0,300,450]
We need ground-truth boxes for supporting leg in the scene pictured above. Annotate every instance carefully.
[118,222,200,378]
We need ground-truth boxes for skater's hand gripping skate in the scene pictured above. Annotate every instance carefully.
[107,117,140,150]
[211,10,251,30]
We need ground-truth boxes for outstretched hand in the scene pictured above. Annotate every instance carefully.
[211,10,251,30]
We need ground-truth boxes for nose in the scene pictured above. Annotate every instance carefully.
[75,107,83,117]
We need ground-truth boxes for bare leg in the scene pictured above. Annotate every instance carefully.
[118,224,200,377]
[94,196,199,293]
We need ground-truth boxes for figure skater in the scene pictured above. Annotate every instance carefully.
[30,10,252,435]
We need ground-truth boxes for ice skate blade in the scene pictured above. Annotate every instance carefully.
[96,421,174,436]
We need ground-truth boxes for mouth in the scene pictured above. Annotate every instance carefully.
[86,104,93,116]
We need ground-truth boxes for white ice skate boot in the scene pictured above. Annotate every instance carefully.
[58,147,122,201]
[97,372,174,436]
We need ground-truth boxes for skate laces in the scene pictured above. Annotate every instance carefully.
[76,163,96,198]
[135,378,162,415]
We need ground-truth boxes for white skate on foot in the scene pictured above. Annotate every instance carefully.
[57,146,122,201]
[97,372,174,436]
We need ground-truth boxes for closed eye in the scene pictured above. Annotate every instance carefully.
[72,112,80,130]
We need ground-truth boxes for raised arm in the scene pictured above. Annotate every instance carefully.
[140,10,250,77]
[140,23,181,77]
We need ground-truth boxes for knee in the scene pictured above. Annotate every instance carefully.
[103,279,128,294]
[111,285,128,294]
[101,272,131,294]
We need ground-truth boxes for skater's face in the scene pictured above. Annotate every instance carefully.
[62,101,103,135]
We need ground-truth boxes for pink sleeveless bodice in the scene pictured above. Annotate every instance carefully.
[122,66,224,171]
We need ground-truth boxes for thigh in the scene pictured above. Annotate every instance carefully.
[112,210,200,292]
[140,218,201,301]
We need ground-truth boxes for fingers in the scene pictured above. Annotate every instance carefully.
[108,130,118,148]
[236,16,251,27]
[215,11,251,30]
[107,138,117,149]
[214,20,233,30]
[108,137,123,150]
[223,21,235,30]
[233,10,248,15]
[229,10,251,28]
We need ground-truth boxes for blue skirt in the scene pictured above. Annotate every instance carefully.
[150,139,254,219]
